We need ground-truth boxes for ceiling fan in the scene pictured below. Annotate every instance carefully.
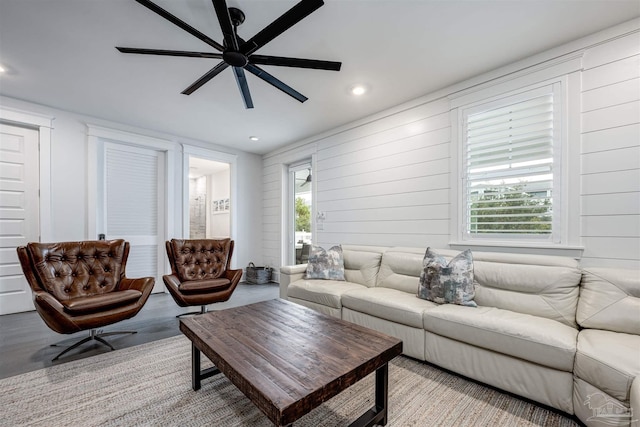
[116,0,342,109]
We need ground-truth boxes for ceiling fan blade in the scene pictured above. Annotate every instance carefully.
[211,0,238,50]
[245,64,307,103]
[116,47,223,59]
[249,54,341,71]
[240,0,324,56]
[233,67,254,109]
[134,0,224,51]
[181,61,229,95]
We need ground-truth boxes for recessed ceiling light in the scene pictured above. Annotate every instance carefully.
[0,65,6,73]
[350,84,368,96]
[249,136,259,141]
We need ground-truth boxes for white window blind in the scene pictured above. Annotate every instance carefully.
[104,142,163,285]
[462,84,560,241]
[106,147,158,236]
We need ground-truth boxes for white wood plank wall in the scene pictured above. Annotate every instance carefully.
[314,101,451,249]
[580,32,640,269]
[264,23,640,272]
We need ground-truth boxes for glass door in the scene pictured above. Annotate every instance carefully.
[289,162,312,265]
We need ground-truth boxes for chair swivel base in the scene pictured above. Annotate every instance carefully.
[50,328,136,361]
[175,305,208,318]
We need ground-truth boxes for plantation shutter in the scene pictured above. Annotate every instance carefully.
[105,143,162,280]
[462,85,559,240]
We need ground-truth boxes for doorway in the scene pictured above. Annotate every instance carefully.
[0,123,39,314]
[289,162,313,265]
[187,157,231,239]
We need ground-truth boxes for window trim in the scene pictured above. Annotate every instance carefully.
[450,75,583,254]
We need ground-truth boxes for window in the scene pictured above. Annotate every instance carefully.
[460,83,562,243]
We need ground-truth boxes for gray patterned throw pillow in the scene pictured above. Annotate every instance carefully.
[305,245,346,281]
[417,248,476,307]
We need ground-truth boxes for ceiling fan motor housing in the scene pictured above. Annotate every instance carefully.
[223,50,248,67]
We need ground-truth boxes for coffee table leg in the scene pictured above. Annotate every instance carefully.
[192,343,202,391]
[375,363,389,426]
[191,342,222,391]
[349,363,389,427]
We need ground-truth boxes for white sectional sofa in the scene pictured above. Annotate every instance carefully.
[279,245,640,427]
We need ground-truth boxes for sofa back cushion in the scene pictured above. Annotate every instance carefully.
[577,268,640,335]
[433,249,581,327]
[341,245,388,287]
[376,247,425,294]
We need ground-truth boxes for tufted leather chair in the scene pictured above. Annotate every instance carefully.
[163,238,242,316]
[17,239,155,360]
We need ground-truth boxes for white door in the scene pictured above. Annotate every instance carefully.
[101,142,166,293]
[0,123,39,314]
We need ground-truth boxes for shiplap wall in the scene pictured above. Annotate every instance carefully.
[263,22,640,275]
[580,33,640,268]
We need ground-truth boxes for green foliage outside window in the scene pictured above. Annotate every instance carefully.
[295,197,311,232]
[469,186,552,234]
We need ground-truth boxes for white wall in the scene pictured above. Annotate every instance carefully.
[264,19,640,273]
[580,34,640,268]
[0,95,263,271]
[207,169,231,239]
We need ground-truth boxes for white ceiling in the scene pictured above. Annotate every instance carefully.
[0,0,638,154]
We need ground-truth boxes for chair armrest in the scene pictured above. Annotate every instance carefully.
[163,274,182,289]
[279,264,307,299]
[119,277,155,293]
[32,290,83,334]
[225,268,243,286]
[34,290,64,311]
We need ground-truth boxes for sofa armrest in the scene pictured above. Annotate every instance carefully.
[279,264,307,299]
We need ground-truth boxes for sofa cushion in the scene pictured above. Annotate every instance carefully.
[574,329,640,402]
[418,248,476,307]
[577,268,640,335]
[423,304,578,371]
[342,287,438,329]
[342,245,387,287]
[287,279,366,309]
[430,249,581,327]
[376,248,424,293]
[305,245,345,280]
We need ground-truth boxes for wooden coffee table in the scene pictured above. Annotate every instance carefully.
[179,298,403,426]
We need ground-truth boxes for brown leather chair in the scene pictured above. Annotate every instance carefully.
[163,238,242,316]
[17,239,155,360]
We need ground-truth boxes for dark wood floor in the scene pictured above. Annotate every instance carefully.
[0,282,279,380]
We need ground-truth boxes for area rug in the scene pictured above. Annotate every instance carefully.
[0,335,577,426]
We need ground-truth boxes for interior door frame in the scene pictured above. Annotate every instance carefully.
[0,106,53,242]
[87,125,176,291]
[181,145,237,243]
